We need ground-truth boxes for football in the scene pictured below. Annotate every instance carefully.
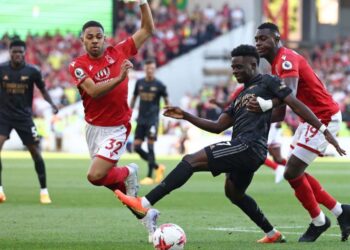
[152,223,187,250]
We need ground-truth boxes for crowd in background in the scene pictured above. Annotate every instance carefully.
[2,2,350,152]
[188,37,350,133]
[0,2,245,116]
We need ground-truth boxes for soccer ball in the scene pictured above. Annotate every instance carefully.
[152,223,187,250]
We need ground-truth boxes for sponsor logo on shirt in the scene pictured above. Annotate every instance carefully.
[95,67,111,81]
[105,55,115,64]
[20,76,29,81]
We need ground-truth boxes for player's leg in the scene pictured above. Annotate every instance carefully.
[0,135,7,202]
[285,153,331,242]
[304,172,350,241]
[287,117,349,241]
[116,139,253,216]
[224,176,285,243]
[0,119,13,203]
[115,148,206,242]
[267,146,286,184]
[15,120,51,204]
[134,124,148,161]
[269,146,286,165]
[147,128,166,184]
[134,124,153,185]
[265,123,286,183]
[116,147,209,218]
[26,143,52,204]
[86,123,139,197]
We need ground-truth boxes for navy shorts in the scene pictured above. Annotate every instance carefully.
[205,139,265,191]
[134,123,158,141]
[0,117,40,145]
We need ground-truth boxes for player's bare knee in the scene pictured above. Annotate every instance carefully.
[182,154,195,167]
[87,172,104,185]
[283,168,297,180]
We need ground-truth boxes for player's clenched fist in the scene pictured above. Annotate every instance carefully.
[163,106,184,119]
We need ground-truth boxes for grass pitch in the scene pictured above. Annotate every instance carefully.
[1,152,350,250]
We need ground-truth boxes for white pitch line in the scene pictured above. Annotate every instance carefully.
[209,225,338,229]
[208,227,340,237]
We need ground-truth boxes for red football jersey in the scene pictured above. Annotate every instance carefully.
[69,37,137,126]
[271,47,339,124]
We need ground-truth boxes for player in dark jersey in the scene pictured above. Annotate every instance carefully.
[251,22,350,242]
[210,85,287,183]
[130,59,169,185]
[0,40,58,204]
[115,45,344,243]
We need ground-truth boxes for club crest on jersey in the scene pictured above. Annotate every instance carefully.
[105,55,115,64]
[95,67,111,81]
[74,68,86,79]
[282,61,293,70]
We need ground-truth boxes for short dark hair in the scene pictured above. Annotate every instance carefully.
[257,22,280,34]
[231,44,260,64]
[9,39,26,49]
[144,58,156,65]
[82,20,104,32]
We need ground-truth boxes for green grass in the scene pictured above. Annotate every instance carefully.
[1,153,350,249]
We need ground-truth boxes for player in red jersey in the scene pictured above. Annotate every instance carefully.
[68,0,159,242]
[252,22,350,242]
[210,84,286,183]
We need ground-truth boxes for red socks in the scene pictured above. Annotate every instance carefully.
[280,159,287,165]
[89,166,129,192]
[264,158,279,170]
[288,174,321,218]
[304,172,337,210]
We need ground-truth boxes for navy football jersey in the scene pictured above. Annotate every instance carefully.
[224,74,292,159]
[133,78,168,125]
[0,62,45,119]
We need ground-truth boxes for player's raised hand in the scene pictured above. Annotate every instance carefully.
[119,59,133,81]
[324,130,346,156]
[246,96,263,112]
[163,106,184,119]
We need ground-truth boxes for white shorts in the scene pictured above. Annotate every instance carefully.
[289,111,342,165]
[267,123,282,148]
[85,123,131,163]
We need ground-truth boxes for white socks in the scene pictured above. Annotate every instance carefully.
[141,197,151,208]
[40,188,49,195]
[0,186,3,193]
[266,229,277,237]
[331,202,343,217]
[312,211,326,226]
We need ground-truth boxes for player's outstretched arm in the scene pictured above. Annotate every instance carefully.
[80,60,133,98]
[283,94,346,156]
[132,0,155,49]
[209,98,226,109]
[270,105,286,123]
[163,106,233,134]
